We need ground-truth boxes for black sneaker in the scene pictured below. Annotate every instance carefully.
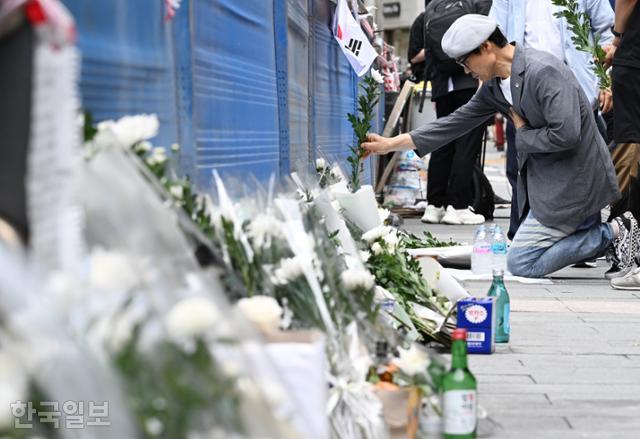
[604,263,633,279]
[609,212,640,277]
[573,259,598,268]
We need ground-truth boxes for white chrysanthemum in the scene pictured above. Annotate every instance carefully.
[362,225,391,244]
[0,353,27,428]
[383,230,400,251]
[378,208,391,223]
[133,140,152,154]
[273,257,305,285]
[247,214,283,248]
[360,250,371,262]
[145,417,164,436]
[169,185,184,200]
[91,312,137,354]
[316,158,327,169]
[166,297,219,338]
[152,147,166,158]
[89,248,139,292]
[371,242,383,255]
[236,295,282,331]
[341,268,375,291]
[330,164,345,180]
[171,143,180,152]
[97,114,159,148]
[392,345,430,377]
[146,147,168,166]
[371,68,384,84]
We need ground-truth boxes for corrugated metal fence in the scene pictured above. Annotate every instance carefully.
[63,0,379,189]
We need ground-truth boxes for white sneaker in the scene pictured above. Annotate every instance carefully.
[611,267,640,290]
[441,206,485,225]
[421,205,445,224]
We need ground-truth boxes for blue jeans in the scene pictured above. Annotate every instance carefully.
[507,213,614,278]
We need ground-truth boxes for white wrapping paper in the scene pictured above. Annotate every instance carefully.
[418,258,470,303]
[334,185,381,233]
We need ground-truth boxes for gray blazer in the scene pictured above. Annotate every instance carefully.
[409,45,620,228]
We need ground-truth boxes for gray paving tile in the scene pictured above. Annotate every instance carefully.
[403,218,640,437]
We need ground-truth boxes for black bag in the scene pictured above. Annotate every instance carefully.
[471,131,495,219]
[471,164,495,220]
[424,0,475,74]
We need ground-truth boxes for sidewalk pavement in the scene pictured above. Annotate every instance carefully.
[404,210,640,438]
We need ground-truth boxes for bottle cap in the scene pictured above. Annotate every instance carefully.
[492,269,504,276]
[452,328,467,341]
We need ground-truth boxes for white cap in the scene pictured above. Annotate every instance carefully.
[442,14,498,59]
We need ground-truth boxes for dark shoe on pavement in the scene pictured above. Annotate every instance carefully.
[572,259,598,268]
[611,267,640,290]
[607,212,640,278]
[604,264,633,279]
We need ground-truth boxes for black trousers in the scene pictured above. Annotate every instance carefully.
[0,23,33,242]
[612,65,640,144]
[427,88,485,209]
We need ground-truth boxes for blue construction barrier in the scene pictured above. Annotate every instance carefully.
[64,0,381,189]
[63,0,179,146]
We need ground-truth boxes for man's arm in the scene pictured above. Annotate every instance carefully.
[489,0,509,34]
[605,0,638,64]
[516,66,582,154]
[411,49,426,65]
[586,0,615,45]
[614,0,638,33]
[409,87,496,156]
[363,86,496,157]
[407,15,424,65]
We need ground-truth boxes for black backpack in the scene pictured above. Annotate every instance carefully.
[424,0,475,74]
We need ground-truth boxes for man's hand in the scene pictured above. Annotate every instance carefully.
[361,133,393,158]
[509,108,528,129]
[361,133,415,158]
[411,48,426,65]
[604,43,618,68]
[599,88,613,113]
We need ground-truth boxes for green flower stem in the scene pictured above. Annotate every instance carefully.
[552,0,612,90]
[347,75,381,191]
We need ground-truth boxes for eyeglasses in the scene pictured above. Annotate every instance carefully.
[455,53,472,68]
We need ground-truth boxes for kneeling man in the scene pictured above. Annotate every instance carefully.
[364,14,637,278]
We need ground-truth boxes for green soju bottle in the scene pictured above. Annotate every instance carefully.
[487,269,510,343]
[443,329,477,439]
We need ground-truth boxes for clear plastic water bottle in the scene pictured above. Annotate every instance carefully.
[491,225,508,272]
[471,225,492,274]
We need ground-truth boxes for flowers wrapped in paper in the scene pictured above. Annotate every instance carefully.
[58,131,311,438]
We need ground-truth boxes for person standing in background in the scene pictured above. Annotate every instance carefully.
[417,0,492,226]
[605,0,640,288]
[408,1,431,82]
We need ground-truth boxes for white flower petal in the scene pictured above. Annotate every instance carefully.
[392,345,430,377]
[236,295,282,331]
[371,68,384,84]
[89,248,139,292]
[166,297,219,338]
[340,268,375,291]
[169,185,184,200]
